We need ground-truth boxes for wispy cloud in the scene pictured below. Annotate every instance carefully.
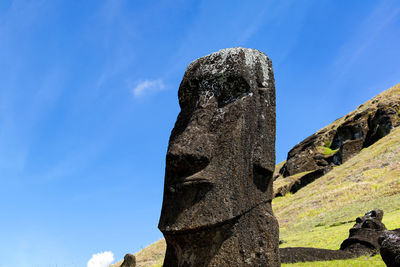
[132,79,165,97]
[87,251,114,267]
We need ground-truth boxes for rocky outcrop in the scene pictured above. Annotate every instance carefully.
[158,48,280,266]
[340,209,386,255]
[275,84,400,196]
[379,229,400,267]
[280,85,400,178]
[274,167,332,197]
[121,254,136,267]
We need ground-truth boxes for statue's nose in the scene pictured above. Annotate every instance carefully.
[166,115,213,185]
[165,152,210,182]
[168,107,215,158]
[167,128,213,161]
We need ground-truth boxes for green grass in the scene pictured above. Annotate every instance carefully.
[324,141,332,148]
[317,146,339,156]
[282,255,384,266]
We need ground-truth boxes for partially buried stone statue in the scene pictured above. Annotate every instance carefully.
[158,47,280,266]
[340,209,386,255]
[121,253,136,267]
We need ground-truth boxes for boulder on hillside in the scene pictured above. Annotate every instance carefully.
[379,229,400,267]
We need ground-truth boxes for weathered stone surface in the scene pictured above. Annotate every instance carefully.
[158,48,279,266]
[341,138,364,163]
[340,209,386,255]
[121,253,136,267]
[279,86,400,179]
[379,229,400,267]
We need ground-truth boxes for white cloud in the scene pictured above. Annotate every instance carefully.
[87,251,114,267]
[132,79,165,97]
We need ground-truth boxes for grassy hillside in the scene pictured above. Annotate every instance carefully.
[112,125,400,266]
[276,126,400,246]
[274,82,400,193]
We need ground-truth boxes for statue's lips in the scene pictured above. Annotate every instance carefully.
[175,177,212,187]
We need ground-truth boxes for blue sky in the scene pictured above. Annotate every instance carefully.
[1,0,399,266]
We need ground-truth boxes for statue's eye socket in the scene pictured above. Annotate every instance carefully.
[203,76,251,108]
[179,75,251,108]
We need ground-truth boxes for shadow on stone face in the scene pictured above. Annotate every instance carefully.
[253,164,273,192]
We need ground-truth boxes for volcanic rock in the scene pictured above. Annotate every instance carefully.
[379,229,400,267]
[158,47,279,266]
[279,85,400,178]
[274,166,332,197]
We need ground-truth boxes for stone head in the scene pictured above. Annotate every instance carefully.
[349,209,386,236]
[341,209,386,252]
[159,48,276,233]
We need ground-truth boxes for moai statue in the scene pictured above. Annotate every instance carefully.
[340,209,387,255]
[159,48,280,266]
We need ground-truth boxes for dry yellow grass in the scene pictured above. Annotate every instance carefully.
[111,239,165,267]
